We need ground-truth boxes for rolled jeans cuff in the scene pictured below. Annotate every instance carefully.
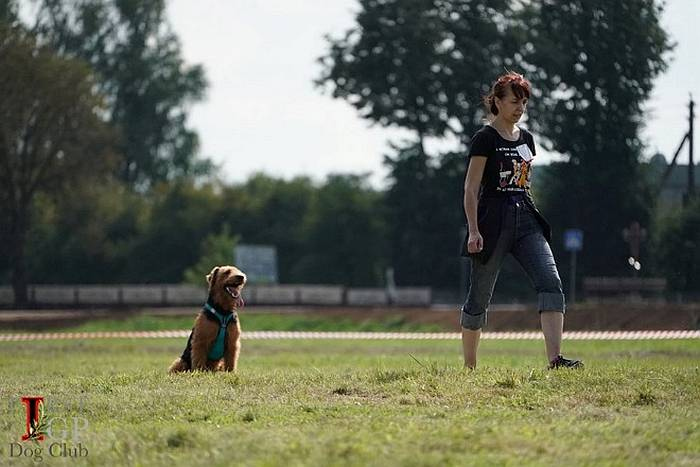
[538,292,565,313]
[460,307,487,330]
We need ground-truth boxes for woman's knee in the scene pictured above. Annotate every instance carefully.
[537,291,566,313]
[536,275,563,294]
[531,261,564,294]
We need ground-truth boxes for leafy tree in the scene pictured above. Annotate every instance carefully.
[318,0,674,286]
[316,0,529,292]
[0,24,115,305]
[26,181,149,284]
[29,180,234,286]
[25,0,210,189]
[317,0,516,146]
[123,181,224,282]
[519,0,673,277]
[219,174,389,286]
[383,143,469,288]
[0,0,17,24]
[653,199,700,294]
[183,225,239,286]
[294,174,388,286]
[219,174,317,283]
[382,142,434,286]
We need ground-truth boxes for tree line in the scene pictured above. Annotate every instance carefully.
[1,0,697,307]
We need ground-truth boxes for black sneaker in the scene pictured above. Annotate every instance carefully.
[549,355,583,369]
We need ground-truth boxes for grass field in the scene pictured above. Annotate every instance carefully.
[76,313,447,332]
[0,312,449,333]
[1,333,699,466]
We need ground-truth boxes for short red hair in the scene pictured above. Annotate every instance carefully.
[484,72,531,115]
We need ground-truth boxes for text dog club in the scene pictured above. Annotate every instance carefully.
[9,442,88,462]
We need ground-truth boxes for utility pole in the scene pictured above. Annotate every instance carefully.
[659,96,695,204]
[688,96,695,200]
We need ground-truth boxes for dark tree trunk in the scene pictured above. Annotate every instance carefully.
[9,208,29,308]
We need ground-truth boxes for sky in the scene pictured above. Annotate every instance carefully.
[167,0,699,188]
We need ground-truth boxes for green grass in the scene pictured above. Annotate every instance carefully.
[0,338,698,466]
[1,312,447,333]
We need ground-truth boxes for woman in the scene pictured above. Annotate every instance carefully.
[460,71,582,369]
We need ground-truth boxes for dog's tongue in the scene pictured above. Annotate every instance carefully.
[236,296,245,309]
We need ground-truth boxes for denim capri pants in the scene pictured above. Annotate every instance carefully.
[460,195,565,330]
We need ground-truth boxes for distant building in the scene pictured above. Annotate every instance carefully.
[647,153,698,209]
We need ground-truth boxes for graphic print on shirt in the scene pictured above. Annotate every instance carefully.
[469,127,536,196]
[495,146,531,192]
[509,159,531,188]
[499,162,512,188]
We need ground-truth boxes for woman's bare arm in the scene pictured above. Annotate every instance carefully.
[464,156,487,253]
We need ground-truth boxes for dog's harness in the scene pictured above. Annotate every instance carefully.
[203,302,237,360]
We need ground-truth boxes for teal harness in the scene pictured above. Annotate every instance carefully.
[203,302,237,360]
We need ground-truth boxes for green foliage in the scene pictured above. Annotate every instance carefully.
[0,22,115,303]
[27,182,149,284]
[25,180,230,284]
[219,174,317,283]
[24,180,224,284]
[218,173,389,286]
[11,174,392,288]
[653,198,700,293]
[383,142,465,287]
[1,0,210,301]
[317,0,516,140]
[0,0,17,24]
[0,0,691,298]
[182,226,239,286]
[124,181,225,282]
[294,174,388,286]
[318,0,677,286]
[521,0,673,277]
[28,0,210,189]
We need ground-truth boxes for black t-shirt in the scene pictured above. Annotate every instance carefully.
[468,125,536,197]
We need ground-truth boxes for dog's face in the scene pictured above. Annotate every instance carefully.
[206,265,247,310]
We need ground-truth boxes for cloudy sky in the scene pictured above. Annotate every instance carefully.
[168,0,699,188]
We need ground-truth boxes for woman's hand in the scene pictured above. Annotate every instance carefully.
[467,232,484,254]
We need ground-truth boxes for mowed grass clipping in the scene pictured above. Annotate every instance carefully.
[0,338,698,466]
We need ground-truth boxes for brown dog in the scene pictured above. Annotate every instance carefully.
[169,265,247,372]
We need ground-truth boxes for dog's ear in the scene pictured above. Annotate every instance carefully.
[206,267,220,287]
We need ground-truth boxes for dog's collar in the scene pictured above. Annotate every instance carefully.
[203,301,237,326]
[204,298,230,315]
[203,301,237,361]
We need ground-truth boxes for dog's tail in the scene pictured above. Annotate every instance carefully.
[168,358,189,373]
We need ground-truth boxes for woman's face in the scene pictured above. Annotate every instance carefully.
[496,86,528,124]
